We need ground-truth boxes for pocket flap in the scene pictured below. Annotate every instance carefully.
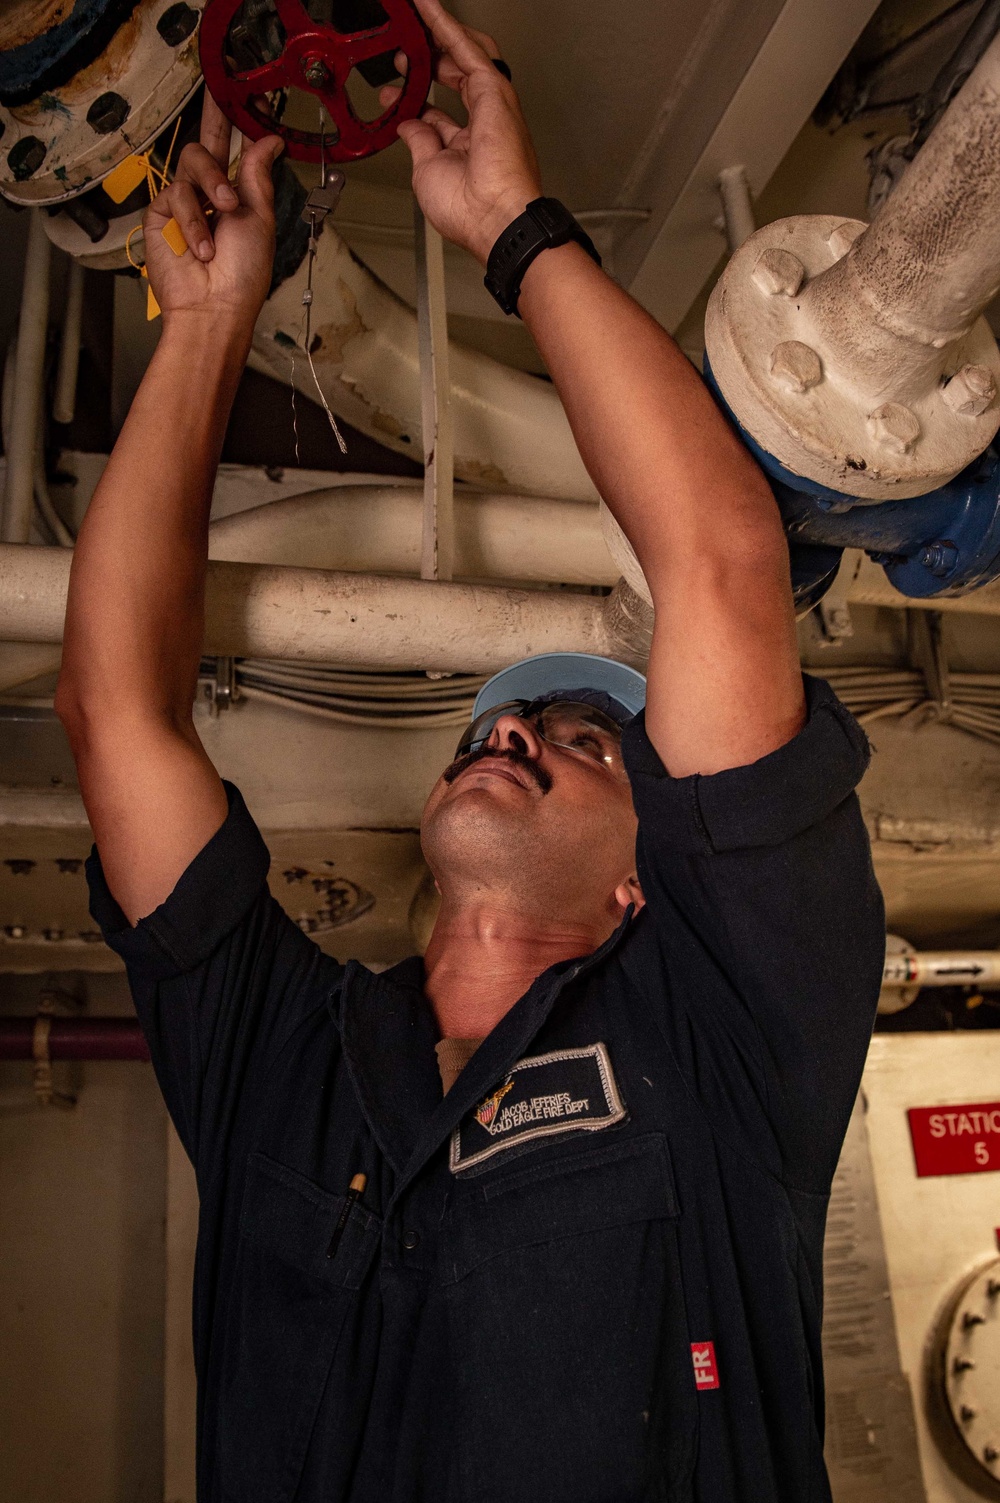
[444,1133,677,1283]
[240,1152,381,1292]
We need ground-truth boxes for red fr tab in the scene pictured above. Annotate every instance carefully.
[907,1102,1000,1177]
[691,1341,720,1391]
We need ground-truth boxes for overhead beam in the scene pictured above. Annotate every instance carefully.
[625,0,882,333]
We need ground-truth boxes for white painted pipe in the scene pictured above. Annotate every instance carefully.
[53,260,85,427]
[706,31,1000,502]
[206,487,618,585]
[0,544,623,672]
[883,949,1000,988]
[251,226,598,503]
[2,212,51,543]
[718,167,755,254]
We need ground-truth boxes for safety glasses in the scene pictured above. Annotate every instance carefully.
[454,699,629,781]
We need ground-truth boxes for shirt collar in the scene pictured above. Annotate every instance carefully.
[337,908,634,1184]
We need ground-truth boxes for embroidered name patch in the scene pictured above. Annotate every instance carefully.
[450,1043,626,1173]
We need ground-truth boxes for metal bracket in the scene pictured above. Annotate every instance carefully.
[32,990,79,1108]
[199,656,240,716]
[414,145,454,582]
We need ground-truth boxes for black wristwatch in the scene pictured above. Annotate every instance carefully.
[484,198,601,317]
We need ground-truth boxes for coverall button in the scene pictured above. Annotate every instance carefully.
[402,1229,420,1251]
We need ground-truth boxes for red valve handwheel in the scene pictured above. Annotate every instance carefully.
[199,0,433,162]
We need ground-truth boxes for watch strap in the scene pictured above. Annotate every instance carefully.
[484,198,601,317]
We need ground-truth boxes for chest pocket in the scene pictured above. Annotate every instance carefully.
[220,1152,381,1503]
[442,1133,697,1503]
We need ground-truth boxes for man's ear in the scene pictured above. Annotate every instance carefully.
[614,874,645,914]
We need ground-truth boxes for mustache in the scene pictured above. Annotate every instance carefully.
[442,742,553,794]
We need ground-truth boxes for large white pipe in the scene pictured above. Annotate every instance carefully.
[0,543,625,672]
[706,31,1000,501]
[207,487,617,585]
[251,227,598,504]
[2,212,51,543]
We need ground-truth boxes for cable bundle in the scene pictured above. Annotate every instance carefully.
[820,666,1000,746]
[234,661,488,730]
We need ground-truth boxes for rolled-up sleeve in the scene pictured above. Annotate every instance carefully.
[87,783,341,1175]
[622,676,884,1191]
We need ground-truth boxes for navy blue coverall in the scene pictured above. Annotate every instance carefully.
[87,673,885,1502]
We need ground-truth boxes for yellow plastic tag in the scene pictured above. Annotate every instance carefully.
[104,155,149,205]
[162,217,188,257]
[142,270,160,321]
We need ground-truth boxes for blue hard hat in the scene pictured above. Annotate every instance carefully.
[471,653,646,728]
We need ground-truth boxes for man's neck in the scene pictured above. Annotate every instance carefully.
[423,897,620,1038]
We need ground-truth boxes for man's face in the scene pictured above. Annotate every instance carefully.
[420,709,640,918]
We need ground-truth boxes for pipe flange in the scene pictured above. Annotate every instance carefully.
[0,0,204,205]
[705,215,1000,502]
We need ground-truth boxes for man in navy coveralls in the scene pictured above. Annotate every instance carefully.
[56,1,885,1497]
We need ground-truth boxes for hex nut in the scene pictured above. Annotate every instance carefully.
[769,341,822,392]
[943,364,997,417]
[157,2,199,44]
[826,221,865,259]
[8,135,46,181]
[751,248,805,297]
[867,402,921,454]
[86,92,130,135]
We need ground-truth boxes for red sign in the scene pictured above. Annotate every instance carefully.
[691,1342,720,1391]
[908,1102,1000,1177]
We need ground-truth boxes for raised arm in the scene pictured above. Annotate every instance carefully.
[393,0,805,777]
[55,104,283,923]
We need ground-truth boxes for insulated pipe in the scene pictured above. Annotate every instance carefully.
[0,544,638,672]
[705,31,1000,502]
[0,1018,149,1061]
[2,211,51,543]
[251,226,598,504]
[206,488,618,585]
[882,950,1000,989]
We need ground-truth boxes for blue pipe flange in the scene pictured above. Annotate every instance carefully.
[704,357,1000,600]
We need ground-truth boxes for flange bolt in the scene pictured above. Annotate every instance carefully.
[919,541,958,578]
[954,1356,976,1373]
[826,221,865,260]
[157,2,199,45]
[769,341,822,392]
[963,1311,986,1329]
[303,55,331,88]
[961,1406,978,1423]
[986,1446,999,1464]
[943,364,997,418]
[752,248,805,297]
[867,402,921,454]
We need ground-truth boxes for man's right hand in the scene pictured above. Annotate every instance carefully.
[382,0,542,265]
[143,93,283,330]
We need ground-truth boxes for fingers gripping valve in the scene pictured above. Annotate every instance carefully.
[199,0,432,160]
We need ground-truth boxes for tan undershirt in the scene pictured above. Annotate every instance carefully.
[435,1037,485,1094]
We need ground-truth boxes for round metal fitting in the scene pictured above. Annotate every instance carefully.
[769,341,822,392]
[0,0,205,206]
[867,402,921,455]
[943,364,997,418]
[705,215,1000,501]
[937,1257,1000,1487]
[751,247,805,297]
